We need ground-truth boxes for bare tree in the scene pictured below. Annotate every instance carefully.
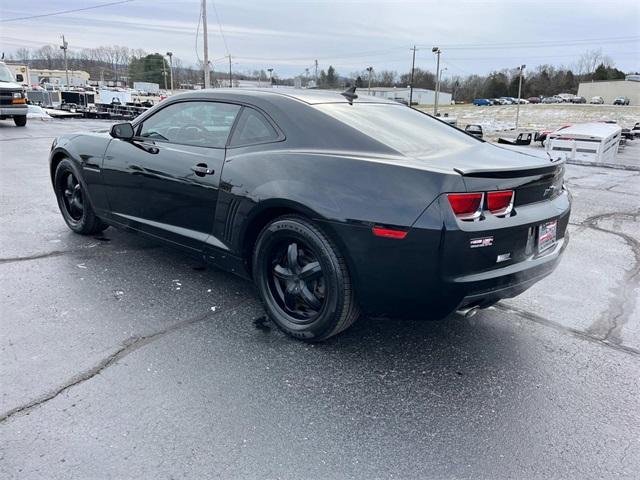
[576,49,613,75]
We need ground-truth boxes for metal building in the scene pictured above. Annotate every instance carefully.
[577,77,640,105]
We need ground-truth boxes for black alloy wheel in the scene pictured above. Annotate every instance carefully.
[54,158,108,235]
[270,240,325,321]
[253,215,359,341]
[61,172,84,221]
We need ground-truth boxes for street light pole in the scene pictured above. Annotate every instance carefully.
[432,46,441,115]
[515,64,526,129]
[166,51,174,91]
[60,35,69,87]
[202,0,210,88]
[228,55,232,87]
[267,68,273,87]
[408,46,416,107]
[366,66,373,95]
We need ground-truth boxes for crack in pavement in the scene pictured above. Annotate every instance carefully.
[0,300,252,424]
[577,211,640,345]
[0,244,161,265]
[495,304,640,358]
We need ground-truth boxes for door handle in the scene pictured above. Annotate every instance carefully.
[191,164,215,176]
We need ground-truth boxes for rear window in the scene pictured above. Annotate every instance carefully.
[314,103,478,156]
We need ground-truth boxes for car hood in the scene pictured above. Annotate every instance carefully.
[0,81,24,90]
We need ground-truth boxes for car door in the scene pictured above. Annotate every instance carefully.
[101,100,241,251]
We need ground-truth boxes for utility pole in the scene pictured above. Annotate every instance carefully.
[267,68,273,86]
[166,51,174,91]
[515,64,526,129]
[408,46,416,107]
[314,59,318,83]
[228,55,232,87]
[432,46,441,115]
[202,0,210,88]
[366,66,373,95]
[162,59,168,90]
[60,35,69,87]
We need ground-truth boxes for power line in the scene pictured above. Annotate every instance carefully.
[0,0,135,22]
[195,1,203,63]
[211,0,230,57]
[417,35,640,51]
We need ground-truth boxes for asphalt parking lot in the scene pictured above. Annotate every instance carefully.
[1,119,639,479]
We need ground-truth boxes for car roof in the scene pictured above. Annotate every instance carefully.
[169,87,398,105]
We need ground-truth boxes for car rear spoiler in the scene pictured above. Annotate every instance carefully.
[453,156,565,178]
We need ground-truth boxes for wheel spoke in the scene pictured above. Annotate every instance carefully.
[286,242,300,273]
[299,261,322,281]
[300,284,321,310]
[64,189,73,198]
[283,285,297,310]
[274,264,294,281]
[66,174,74,191]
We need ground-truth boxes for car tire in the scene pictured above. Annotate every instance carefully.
[14,115,27,127]
[252,215,359,341]
[54,158,108,235]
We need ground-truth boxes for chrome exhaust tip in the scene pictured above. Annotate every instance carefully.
[457,306,479,318]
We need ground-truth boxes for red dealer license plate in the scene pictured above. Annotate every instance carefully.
[538,220,557,253]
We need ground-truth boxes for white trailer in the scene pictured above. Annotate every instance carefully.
[98,89,132,105]
[546,122,622,163]
[133,82,160,94]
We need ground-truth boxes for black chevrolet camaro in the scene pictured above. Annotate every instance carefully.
[50,89,571,341]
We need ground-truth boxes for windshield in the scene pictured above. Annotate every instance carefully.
[314,103,478,157]
[0,64,15,83]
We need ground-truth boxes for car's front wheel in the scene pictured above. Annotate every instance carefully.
[252,215,359,341]
[54,158,108,235]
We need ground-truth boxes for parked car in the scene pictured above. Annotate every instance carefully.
[48,88,571,341]
[541,96,557,104]
[556,93,576,103]
[0,61,28,127]
[571,96,586,104]
[590,96,604,104]
[528,96,541,104]
[489,98,501,105]
[472,98,491,106]
[613,96,630,105]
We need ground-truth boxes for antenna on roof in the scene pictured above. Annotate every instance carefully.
[341,86,358,104]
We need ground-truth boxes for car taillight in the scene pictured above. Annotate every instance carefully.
[487,190,514,216]
[372,226,408,239]
[447,193,483,220]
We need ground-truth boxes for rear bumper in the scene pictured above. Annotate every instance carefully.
[320,190,571,319]
[0,106,27,117]
[455,234,568,310]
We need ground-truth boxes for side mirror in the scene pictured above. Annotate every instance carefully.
[110,122,134,140]
[16,74,24,83]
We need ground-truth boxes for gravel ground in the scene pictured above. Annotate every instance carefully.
[1,118,639,480]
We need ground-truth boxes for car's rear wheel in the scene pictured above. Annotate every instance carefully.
[14,115,27,127]
[54,158,108,235]
[252,215,359,341]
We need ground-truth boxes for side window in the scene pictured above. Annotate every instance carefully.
[138,101,240,148]
[229,108,279,146]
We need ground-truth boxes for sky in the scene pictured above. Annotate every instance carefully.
[1,0,639,79]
